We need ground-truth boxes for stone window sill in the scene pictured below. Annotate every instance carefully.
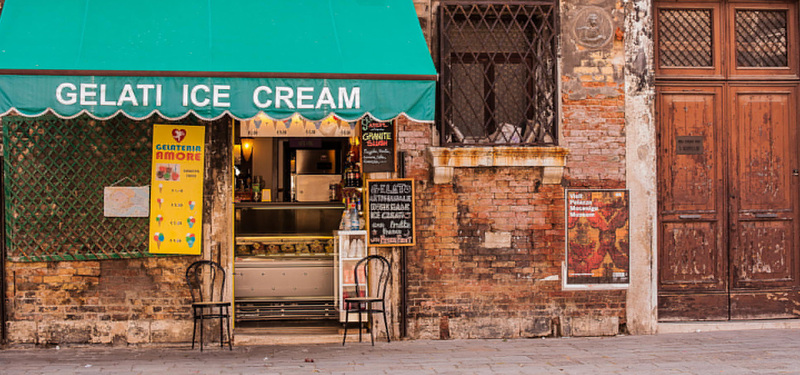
[426,146,569,185]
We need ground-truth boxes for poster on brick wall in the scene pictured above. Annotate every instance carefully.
[148,124,205,255]
[564,189,629,289]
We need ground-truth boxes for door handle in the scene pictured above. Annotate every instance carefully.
[793,169,799,176]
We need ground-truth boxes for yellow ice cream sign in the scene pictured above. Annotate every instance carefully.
[149,124,205,254]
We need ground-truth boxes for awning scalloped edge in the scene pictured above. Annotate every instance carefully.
[0,107,435,124]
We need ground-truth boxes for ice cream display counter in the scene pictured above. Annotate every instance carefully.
[233,203,344,321]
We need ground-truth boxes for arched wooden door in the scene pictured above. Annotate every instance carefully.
[656,1,800,320]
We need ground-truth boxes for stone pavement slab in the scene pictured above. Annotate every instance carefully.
[1,329,799,374]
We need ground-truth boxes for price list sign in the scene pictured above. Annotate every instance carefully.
[366,178,415,247]
[149,124,205,255]
[360,117,395,173]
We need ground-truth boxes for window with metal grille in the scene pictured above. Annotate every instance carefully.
[2,115,188,262]
[658,8,714,67]
[439,2,558,146]
[735,9,788,68]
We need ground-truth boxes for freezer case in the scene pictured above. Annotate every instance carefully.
[234,256,336,321]
[234,257,334,298]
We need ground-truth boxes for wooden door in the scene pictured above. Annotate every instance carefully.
[657,86,729,320]
[728,86,799,318]
[656,0,800,321]
[658,84,800,320]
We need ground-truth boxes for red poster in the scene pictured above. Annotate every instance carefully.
[565,189,629,286]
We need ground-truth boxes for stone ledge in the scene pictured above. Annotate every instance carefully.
[6,319,193,345]
[561,316,620,337]
[427,146,569,185]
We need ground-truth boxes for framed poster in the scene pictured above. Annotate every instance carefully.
[366,178,415,247]
[564,189,629,289]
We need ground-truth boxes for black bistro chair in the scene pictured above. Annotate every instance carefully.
[185,260,232,351]
[342,255,392,346]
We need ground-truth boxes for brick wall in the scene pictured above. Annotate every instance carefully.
[560,1,627,187]
[562,91,626,186]
[4,257,195,345]
[398,117,626,339]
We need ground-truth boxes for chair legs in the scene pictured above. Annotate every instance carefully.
[191,309,198,349]
[199,314,205,351]
[192,307,232,351]
[382,307,391,343]
[342,302,367,345]
[342,303,391,346]
[369,309,374,346]
[225,306,233,350]
[342,302,349,346]
[358,306,364,343]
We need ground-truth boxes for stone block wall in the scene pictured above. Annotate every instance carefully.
[4,257,194,345]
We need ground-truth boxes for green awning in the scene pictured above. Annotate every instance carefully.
[0,0,437,122]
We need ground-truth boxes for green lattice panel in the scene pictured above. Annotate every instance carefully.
[3,115,160,262]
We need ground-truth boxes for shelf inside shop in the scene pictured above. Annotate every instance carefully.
[235,202,346,209]
[236,236,334,243]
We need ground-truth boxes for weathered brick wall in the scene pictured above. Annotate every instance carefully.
[399,118,625,339]
[562,92,626,186]
[560,1,627,187]
[5,257,195,345]
[401,0,628,339]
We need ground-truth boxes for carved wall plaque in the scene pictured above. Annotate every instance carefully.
[572,6,614,49]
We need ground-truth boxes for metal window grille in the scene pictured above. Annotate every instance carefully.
[735,9,788,68]
[2,115,182,262]
[658,8,714,67]
[439,2,558,146]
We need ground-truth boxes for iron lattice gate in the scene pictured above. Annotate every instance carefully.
[3,115,161,261]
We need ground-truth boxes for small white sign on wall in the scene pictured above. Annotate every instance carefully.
[104,186,150,217]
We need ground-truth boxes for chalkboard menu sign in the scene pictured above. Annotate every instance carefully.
[366,178,415,247]
[360,117,395,173]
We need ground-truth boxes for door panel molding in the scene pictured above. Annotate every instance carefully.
[657,86,727,295]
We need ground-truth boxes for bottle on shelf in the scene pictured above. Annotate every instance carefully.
[353,161,362,188]
[252,176,261,202]
[339,208,350,230]
[343,147,362,188]
[348,205,359,230]
[344,158,354,188]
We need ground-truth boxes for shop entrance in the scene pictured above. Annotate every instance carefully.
[656,1,800,320]
[230,118,365,335]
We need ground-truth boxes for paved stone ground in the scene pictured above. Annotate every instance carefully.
[1,329,799,374]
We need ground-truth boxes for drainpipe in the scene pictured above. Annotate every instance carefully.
[398,151,408,338]
[1,155,6,344]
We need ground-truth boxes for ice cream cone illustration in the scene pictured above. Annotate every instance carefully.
[153,232,164,249]
[157,198,163,209]
[187,216,195,228]
[188,200,196,210]
[158,183,163,193]
[186,233,196,248]
[155,214,163,226]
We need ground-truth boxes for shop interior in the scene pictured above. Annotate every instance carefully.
[231,116,368,334]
